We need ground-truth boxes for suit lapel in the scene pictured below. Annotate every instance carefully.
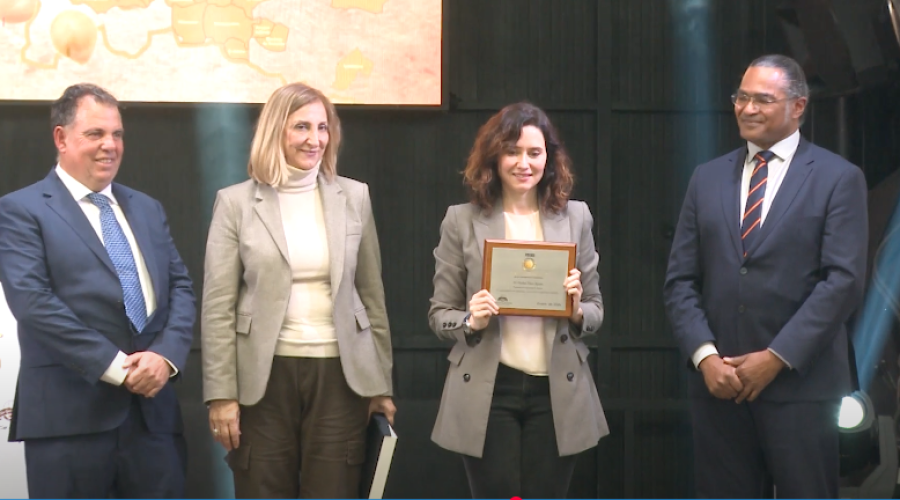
[319,176,345,300]
[720,148,746,259]
[43,173,116,275]
[114,185,161,310]
[541,207,572,339]
[744,138,814,257]
[252,183,290,264]
[472,207,505,258]
[541,207,570,243]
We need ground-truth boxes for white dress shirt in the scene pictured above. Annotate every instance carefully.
[691,130,801,370]
[55,165,175,385]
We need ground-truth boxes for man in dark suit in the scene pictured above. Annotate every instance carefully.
[663,54,868,498]
[0,84,195,498]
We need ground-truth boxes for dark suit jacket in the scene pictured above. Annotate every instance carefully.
[0,170,195,440]
[663,137,868,401]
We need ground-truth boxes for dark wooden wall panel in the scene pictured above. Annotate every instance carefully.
[632,410,693,498]
[448,0,598,107]
[608,112,740,342]
[393,349,448,400]
[608,349,687,400]
[0,106,56,189]
[612,0,768,109]
[596,409,626,497]
[338,110,481,339]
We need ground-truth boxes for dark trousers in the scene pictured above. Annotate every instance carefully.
[461,363,577,499]
[228,356,370,499]
[24,395,186,499]
[691,397,841,499]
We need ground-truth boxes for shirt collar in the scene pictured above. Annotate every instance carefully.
[746,129,800,163]
[55,165,117,205]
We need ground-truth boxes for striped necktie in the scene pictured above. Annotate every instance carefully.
[741,150,775,257]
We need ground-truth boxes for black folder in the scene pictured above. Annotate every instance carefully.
[359,412,398,499]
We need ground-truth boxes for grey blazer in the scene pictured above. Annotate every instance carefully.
[429,201,609,457]
[201,174,393,406]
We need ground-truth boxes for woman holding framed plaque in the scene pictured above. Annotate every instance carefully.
[429,102,608,498]
[201,82,396,498]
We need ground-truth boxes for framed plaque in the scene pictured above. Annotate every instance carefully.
[481,239,577,317]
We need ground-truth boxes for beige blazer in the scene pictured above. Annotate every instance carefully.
[429,201,608,457]
[201,174,392,406]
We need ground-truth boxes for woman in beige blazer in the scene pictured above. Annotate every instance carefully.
[429,102,608,499]
[201,82,395,498]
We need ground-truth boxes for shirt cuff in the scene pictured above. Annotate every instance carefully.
[162,356,178,378]
[692,343,719,370]
[100,351,128,386]
[767,348,793,370]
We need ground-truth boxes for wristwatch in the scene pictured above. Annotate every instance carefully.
[462,313,474,336]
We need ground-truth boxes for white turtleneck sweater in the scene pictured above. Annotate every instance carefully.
[275,165,339,357]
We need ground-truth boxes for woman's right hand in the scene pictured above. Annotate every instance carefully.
[468,289,499,331]
[208,399,241,451]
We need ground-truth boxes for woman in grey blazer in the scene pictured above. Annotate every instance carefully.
[201,83,395,498]
[429,102,608,499]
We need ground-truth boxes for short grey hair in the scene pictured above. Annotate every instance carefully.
[51,83,119,130]
[748,54,810,99]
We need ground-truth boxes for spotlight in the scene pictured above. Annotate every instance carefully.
[840,393,870,429]
[839,391,878,474]
[838,391,898,498]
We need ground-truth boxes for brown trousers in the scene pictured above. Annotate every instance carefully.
[226,356,370,499]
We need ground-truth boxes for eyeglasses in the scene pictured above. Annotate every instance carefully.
[731,92,793,107]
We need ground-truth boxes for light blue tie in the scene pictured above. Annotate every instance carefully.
[87,193,147,334]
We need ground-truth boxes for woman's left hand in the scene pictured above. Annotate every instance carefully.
[368,396,397,426]
[564,268,584,324]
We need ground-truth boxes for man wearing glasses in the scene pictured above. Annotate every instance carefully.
[664,54,868,498]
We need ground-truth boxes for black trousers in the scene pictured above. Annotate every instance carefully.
[691,397,841,499]
[227,356,370,499]
[24,395,186,499]
[461,363,577,499]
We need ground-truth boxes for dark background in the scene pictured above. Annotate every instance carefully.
[2,0,900,497]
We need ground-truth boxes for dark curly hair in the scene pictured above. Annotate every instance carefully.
[463,102,574,213]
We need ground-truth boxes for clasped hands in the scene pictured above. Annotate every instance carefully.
[122,351,172,398]
[467,268,585,331]
[699,349,785,403]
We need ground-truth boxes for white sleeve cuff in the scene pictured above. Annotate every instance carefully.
[163,357,178,378]
[692,343,719,370]
[767,348,793,370]
[100,351,128,386]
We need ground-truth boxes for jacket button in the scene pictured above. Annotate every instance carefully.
[474,337,481,344]
[443,322,447,328]
[566,372,574,381]
[738,305,746,313]
[451,322,456,327]
[560,334,569,343]
[463,373,471,382]
[739,267,748,275]
[586,326,593,332]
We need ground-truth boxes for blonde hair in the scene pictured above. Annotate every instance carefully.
[248,82,342,186]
